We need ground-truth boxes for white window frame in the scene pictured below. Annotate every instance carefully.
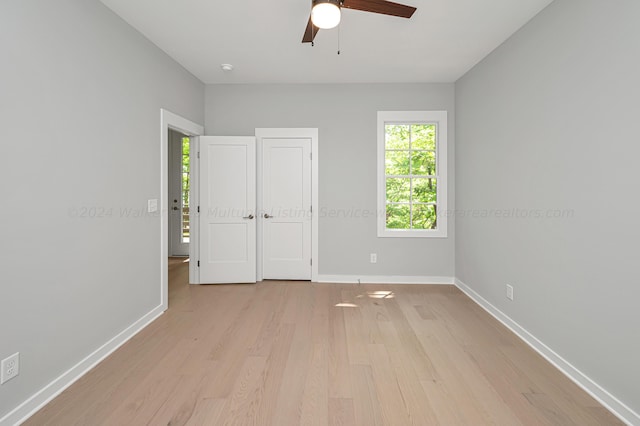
[377,111,448,238]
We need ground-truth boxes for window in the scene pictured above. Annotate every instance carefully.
[377,111,447,238]
[181,136,190,243]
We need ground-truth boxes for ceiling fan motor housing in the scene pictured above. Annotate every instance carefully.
[312,0,343,8]
[311,0,343,29]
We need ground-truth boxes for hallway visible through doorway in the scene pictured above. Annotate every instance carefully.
[168,129,191,257]
[168,257,190,305]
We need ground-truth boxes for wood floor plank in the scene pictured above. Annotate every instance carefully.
[341,289,370,365]
[145,373,208,426]
[328,398,356,426]
[370,299,441,425]
[218,356,267,426]
[423,321,525,424]
[100,370,183,425]
[251,323,296,426]
[271,297,314,425]
[247,284,288,357]
[414,304,436,320]
[300,343,329,426]
[23,261,624,425]
[184,398,226,425]
[523,391,577,425]
[328,286,353,399]
[462,343,555,426]
[350,287,387,345]
[350,364,384,426]
[383,339,440,425]
[419,378,471,425]
[367,343,413,425]
[383,294,441,382]
[204,288,274,399]
[415,331,506,424]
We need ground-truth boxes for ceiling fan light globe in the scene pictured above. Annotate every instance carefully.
[311,2,341,29]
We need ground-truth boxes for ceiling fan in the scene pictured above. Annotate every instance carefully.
[302,0,417,44]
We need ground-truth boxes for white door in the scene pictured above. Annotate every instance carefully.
[262,139,312,280]
[168,130,189,256]
[199,136,256,284]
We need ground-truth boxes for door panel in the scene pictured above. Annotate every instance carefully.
[262,139,311,280]
[209,145,249,209]
[268,222,303,259]
[208,224,248,262]
[199,136,256,284]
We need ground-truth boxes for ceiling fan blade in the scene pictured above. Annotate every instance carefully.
[302,16,320,43]
[342,0,416,18]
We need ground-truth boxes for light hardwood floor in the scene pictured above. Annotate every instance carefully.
[25,258,622,425]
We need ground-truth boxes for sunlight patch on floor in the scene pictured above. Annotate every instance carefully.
[335,303,359,308]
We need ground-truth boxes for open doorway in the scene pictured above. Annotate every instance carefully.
[160,109,203,311]
[168,130,191,305]
[168,129,191,257]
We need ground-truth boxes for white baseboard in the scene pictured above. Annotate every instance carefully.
[0,305,165,426]
[316,274,454,285]
[454,278,639,426]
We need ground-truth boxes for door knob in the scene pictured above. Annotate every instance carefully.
[243,214,254,220]
[264,213,274,219]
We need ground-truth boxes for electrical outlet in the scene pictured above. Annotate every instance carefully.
[370,253,377,263]
[506,284,514,301]
[1,353,20,384]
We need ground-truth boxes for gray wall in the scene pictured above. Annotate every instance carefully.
[206,84,455,277]
[456,0,640,414]
[0,0,204,418]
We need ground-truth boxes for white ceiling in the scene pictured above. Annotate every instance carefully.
[100,0,554,84]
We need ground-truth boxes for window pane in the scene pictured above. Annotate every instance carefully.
[413,178,437,203]
[413,204,437,230]
[411,124,436,150]
[385,150,410,175]
[386,178,410,202]
[411,150,436,176]
[385,124,410,150]
[387,204,410,229]
[181,137,190,243]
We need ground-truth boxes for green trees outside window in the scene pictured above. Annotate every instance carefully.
[181,137,190,243]
[384,124,437,230]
